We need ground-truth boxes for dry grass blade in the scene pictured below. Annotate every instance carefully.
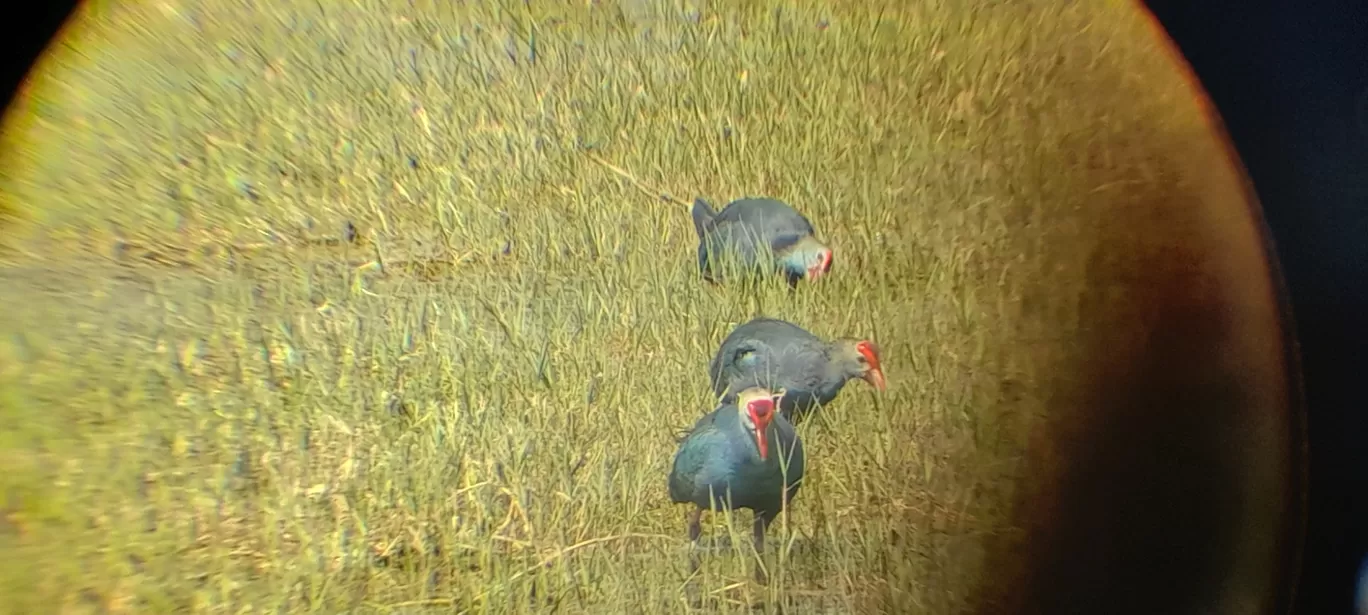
[584,151,692,208]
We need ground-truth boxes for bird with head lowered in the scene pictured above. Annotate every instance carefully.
[708,317,887,423]
[691,196,834,288]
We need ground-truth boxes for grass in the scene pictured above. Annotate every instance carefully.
[0,0,1255,612]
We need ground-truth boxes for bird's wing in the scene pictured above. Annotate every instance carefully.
[780,341,833,388]
[727,201,815,237]
[714,332,763,374]
[707,343,728,394]
[712,339,767,399]
[732,343,763,372]
[669,413,726,501]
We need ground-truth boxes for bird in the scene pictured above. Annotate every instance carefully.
[708,317,887,423]
[690,196,833,288]
[668,386,805,582]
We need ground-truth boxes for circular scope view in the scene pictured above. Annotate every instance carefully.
[0,1,1301,613]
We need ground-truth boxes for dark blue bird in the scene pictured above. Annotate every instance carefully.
[708,317,886,424]
[690,197,833,288]
[668,386,805,579]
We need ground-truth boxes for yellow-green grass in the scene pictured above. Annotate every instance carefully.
[0,0,1253,612]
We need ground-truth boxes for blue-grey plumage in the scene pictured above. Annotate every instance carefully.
[691,197,834,288]
[668,387,805,562]
[708,317,886,423]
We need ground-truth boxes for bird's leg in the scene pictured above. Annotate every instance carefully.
[752,513,771,585]
[686,507,703,575]
[684,507,705,608]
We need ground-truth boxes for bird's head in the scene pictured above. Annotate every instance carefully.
[834,339,887,392]
[735,387,783,461]
[805,246,834,281]
[777,236,834,282]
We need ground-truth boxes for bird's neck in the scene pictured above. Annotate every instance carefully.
[819,346,851,385]
[777,240,819,270]
[742,425,780,466]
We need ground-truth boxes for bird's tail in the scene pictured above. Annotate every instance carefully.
[691,197,717,238]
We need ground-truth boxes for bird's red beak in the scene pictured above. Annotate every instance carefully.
[807,249,833,281]
[857,341,887,391]
[865,367,887,391]
[747,398,775,460]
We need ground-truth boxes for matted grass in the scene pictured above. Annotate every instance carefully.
[0,0,1247,612]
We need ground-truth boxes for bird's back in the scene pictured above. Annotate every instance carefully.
[710,318,828,397]
[712,198,816,238]
[704,200,814,261]
[728,318,821,344]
